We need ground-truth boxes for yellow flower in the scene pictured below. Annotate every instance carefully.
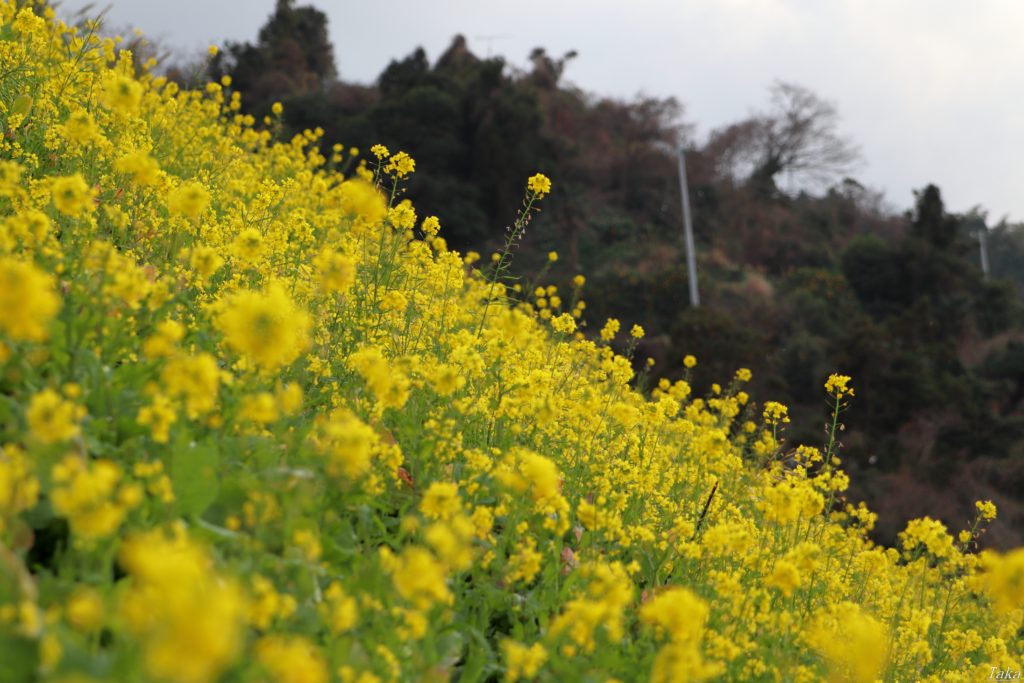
[421,215,441,237]
[502,640,548,682]
[249,575,296,629]
[271,101,283,116]
[292,529,322,562]
[380,290,408,313]
[102,74,143,115]
[347,345,410,410]
[640,587,708,643]
[388,200,417,230]
[975,499,997,522]
[162,353,220,418]
[421,482,462,520]
[114,150,161,186]
[0,445,39,531]
[137,393,177,444]
[60,109,100,145]
[764,560,801,597]
[231,227,263,262]
[50,457,131,540]
[0,257,60,341]
[27,389,84,444]
[313,247,356,294]
[899,517,956,561]
[51,174,95,216]
[382,545,453,610]
[275,382,303,415]
[630,324,645,339]
[551,313,576,334]
[548,561,634,653]
[762,401,790,426]
[600,318,620,341]
[824,373,854,398]
[370,144,390,159]
[518,450,562,505]
[167,182,211,220]
[190,245,224,282]
[977,548,1024,614]
[315,408,381,479]
[119,527,246,683]
[760,480,823,524]
[527,173,552,197]
[506,536,543,584]
[385,151,415,178]
[428,363,465,395]
[322,582,358,633]
[66,586,105,632]
[649,639,721,683]
[239,392,278,425]
[548,250,558,262]
[735,367,752,382]
[683,354,697,368]
[215,283,311,371]
[142,320,185,359]
[425,517,475,571]
[807,602,886,683]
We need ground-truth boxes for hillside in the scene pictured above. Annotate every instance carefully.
[204,2,1024,549]
[0,3,1022,682]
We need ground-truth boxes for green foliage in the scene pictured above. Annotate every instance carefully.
[170,436,220,517]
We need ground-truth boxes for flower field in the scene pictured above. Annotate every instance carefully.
[0,4,1022,682]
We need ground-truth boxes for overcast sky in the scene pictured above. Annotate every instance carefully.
[58,0,1024,223]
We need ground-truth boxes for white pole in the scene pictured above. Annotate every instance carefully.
[677,147,700,307]
[978,225,990,280]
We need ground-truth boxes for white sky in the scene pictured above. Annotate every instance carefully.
[57,0,1024,223]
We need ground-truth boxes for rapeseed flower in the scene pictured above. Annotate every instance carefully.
[167,181,211,220]
[51,174,94,216]
[27,389,84,444]
[215,283,310,371]
[382,546,453,610]
[0,8,1018,680]
[527,173,552,197]
[0,257,60,341]
[102,73,143,115]
[502,640,548,682]
[255,636,328,683]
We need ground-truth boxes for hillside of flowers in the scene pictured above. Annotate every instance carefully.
[0,4,1021,682]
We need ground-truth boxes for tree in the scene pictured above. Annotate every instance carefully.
[911,184,959,248]
[210,0,336,110]
[706,81,860,196]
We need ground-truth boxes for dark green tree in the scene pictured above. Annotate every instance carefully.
[911,184,959,248]
[211,0,335,110]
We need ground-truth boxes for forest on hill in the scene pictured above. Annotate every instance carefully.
[202,0,1024,548]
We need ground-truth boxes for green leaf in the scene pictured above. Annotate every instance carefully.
[0,632,37,683]
[170,436,219,517]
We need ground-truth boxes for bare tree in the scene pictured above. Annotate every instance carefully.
[707,81,861,195]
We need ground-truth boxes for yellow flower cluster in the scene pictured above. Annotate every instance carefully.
[0,5,1019,682]
[527,172,552,197]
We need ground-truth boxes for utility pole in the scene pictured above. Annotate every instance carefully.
[677,147,700,307]
[978,225,990,280]
[967,215,991,280]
